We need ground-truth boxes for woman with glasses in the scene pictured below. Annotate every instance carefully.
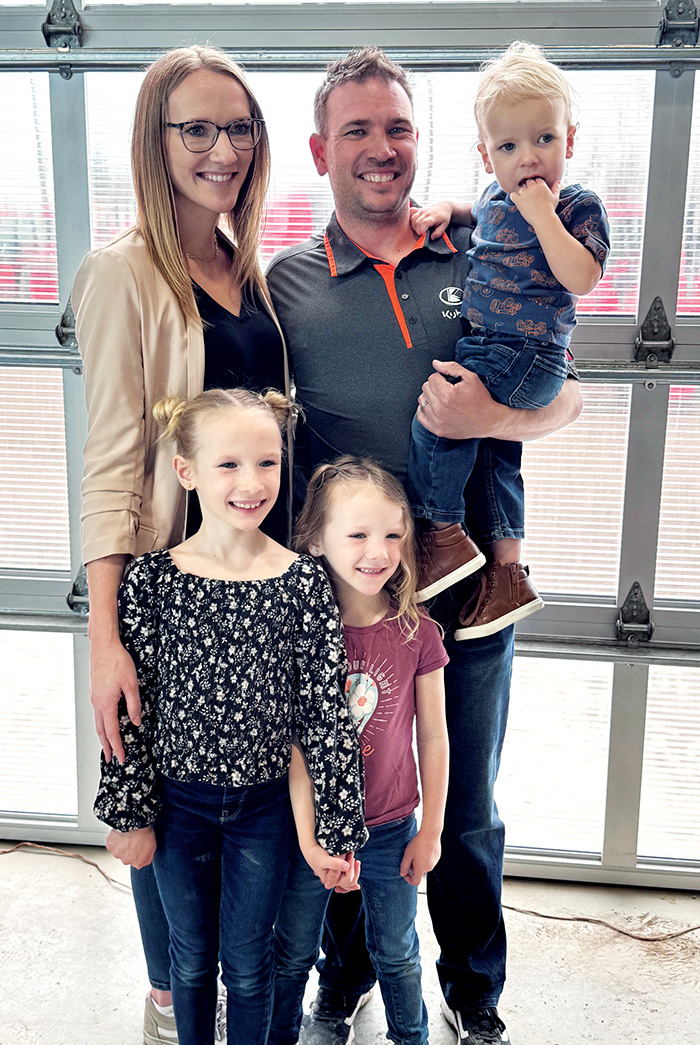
[72,45,290,1045]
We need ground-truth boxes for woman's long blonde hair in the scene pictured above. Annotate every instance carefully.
[131,45,271,326]
[294,456,425,641]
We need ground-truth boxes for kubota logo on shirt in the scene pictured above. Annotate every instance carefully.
[439,286,463,306]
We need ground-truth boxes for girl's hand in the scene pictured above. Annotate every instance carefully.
[399,831,442,887]
[90,638,141,764]
[410,201,454,239]
[105,826,156,869]
[303,843,357,891]
[333,854,362,894]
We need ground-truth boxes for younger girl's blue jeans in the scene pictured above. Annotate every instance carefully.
[153,773,293,1045]
[270,814,428,1045]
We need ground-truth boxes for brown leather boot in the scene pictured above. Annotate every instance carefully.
[416,523,485,602]
[454,562,544,639]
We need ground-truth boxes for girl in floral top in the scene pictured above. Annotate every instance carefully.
[94,388,366,1045]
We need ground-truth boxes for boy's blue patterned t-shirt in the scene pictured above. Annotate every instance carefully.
[462,181,610,349]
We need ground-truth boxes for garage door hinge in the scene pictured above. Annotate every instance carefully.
[67,564,89,616]
[657,1,700,47]
[41,0,83,51]
[634,296,675,368]
[616,582,654,646]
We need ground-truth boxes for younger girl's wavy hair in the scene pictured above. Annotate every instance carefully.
[153,387,297,459]
[293,455,424,641]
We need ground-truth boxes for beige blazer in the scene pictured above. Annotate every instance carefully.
[73,226,291,565]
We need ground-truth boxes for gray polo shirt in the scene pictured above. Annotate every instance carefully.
[266,212,472,485]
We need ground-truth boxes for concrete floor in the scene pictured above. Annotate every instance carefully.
[1,840,698,1045]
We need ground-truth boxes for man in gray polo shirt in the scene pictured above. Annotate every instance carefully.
[267,47,581,1045]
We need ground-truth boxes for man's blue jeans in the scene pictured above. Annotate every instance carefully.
[317,581,514,1012]
[271,815,428,1045]
[407,330,566,534]
[152,773,293,1045]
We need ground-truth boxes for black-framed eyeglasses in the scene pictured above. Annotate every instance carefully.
[165,118,265,153]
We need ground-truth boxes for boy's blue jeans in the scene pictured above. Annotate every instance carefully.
[270,815,428,1045]
[407,330,568,536]
[152,773,293,1045]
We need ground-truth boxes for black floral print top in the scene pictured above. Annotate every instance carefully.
[94,550,367,855]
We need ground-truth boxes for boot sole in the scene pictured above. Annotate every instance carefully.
[417,552,486,603]
[454,596,545,640]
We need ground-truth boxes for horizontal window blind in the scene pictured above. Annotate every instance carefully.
[655,386,700,602]
[637,665,700,863]
[0,73,58,305]
[0,368,71,571]
[0,631,77,819]
[86,73,141,250]
[522,383,630,598]
[677,91,700,316]
[496,656,612,854]
[565,71,653,316]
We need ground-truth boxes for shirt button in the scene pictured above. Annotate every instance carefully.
[408,316,417,325]
[401,293,409,300]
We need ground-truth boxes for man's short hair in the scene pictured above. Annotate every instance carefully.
[475,41,575,134]
[314,46,414,135]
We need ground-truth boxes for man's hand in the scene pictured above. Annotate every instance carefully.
[90,639,141,763]
[416,360,509,440]
[106,826,156,869]
[510,177,560,227]
[416,359,582,442]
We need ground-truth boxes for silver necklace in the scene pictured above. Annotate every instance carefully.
[184,235,219,264]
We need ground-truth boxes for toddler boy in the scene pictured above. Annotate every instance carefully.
[407,41,610,639]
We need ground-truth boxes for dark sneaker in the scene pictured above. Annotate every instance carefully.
[298,988,373,1045]
[143,994,179,1045]
[416,523,485,602]
[454,562,544,640]
[441,1002,511,1044]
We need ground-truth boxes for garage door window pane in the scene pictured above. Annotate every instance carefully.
[497,656,612,854]
[0,73,57,304]
[655,385,700,602]
[0,631,77,819]
[0,368,71,571]
[637,665,700,862]
[522,384,630,598]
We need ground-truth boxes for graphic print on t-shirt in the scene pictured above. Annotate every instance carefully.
[345,649,399,757]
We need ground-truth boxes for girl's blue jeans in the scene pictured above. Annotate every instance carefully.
[270,814,428,1045]
[152,773,293,1045]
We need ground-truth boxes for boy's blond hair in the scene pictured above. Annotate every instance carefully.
[475,41,574,133]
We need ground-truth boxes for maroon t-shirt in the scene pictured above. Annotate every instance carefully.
[343,614,449,827]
